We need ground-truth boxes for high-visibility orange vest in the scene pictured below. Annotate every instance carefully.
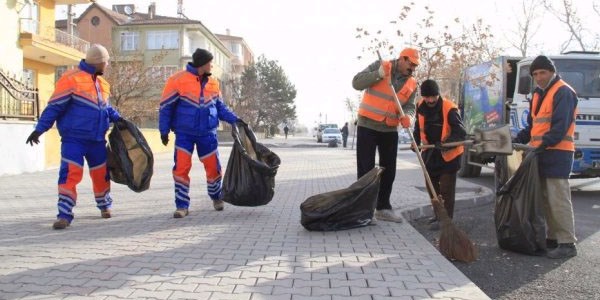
[529,79,576,151]
[417,98,464,162]
[358,60,417,126]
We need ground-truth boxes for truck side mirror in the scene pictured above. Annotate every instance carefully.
[518,76,532,95]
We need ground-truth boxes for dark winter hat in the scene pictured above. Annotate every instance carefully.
[529,55,556,75]
[192,48,213,67]
[420,79,440,97]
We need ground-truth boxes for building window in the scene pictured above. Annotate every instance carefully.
[91,16,100,26]
[55,66,68,83]
[230,43,240,55]
[147,31,179,50]
[120,31,139,51]
[148,65,179,81]
[23,69,35,88]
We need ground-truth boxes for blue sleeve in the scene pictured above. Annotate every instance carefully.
[107,106,121,122]
[215,98,238,124]
[35,95,72,133]
[543,86,578,147]
[158,93,179,135]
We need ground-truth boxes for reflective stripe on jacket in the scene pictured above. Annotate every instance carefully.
[159,63,238,136]
[35,60,120,141]
[529,79,576,151]
[417,98,464,162]
[358,60,417,126]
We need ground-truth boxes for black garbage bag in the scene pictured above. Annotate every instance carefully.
[300,167,383,231]
[494,151,546,255]
[106,119,154,192]
[222,122,281,206]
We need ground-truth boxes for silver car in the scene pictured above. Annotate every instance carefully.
[321,128,342,143]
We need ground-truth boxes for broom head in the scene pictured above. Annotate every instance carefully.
[432,195,479,263]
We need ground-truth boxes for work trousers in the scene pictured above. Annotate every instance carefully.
[172,133,222,209]
[57,138,112,222]
[356,126,398,210]
[542,178,577,243]
[425,172,457,219]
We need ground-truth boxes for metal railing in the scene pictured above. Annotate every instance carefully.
[20,18,90,54]
[0,69,39,121]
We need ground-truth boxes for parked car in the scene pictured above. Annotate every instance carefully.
[321,128,342,144]
[316,123,338,142]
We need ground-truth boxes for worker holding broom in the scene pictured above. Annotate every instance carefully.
[412,79,466,230]
[351,47,420,223]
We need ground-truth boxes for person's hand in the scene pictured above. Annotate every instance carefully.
[377,62,391,79]
[115,118,127,130]
[399,115,411,128]
[434,141,451,152]
[533,144,547,154]
[25,131,41,146]
[410,144,418,153]
[161,134,169,146]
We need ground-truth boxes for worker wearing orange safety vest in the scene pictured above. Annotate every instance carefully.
[25,44,125,230]
[352,47,420,223]
[159,48,244,218]
[514,55,578,259]
[412,80,466,230]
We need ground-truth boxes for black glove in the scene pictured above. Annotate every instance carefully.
[115,118,127,130]
[434,141,451,152]
[26,131,42,146]
[533,144,547,154]
[161,134,169,146]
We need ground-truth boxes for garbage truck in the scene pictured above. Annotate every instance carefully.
[458,52,600,178]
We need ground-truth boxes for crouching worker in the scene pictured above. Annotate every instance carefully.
[413,79,466,230]
[159,48,245,218]
[25,44,125,230]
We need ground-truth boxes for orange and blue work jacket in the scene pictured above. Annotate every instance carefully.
[159,63,238,137]
[36,60,121,141]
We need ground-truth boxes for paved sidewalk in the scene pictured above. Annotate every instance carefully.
[0,135,492,300]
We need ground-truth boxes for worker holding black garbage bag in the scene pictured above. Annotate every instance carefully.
[25,44,126,230]
[513,55,578,259]
[159,48,246,218]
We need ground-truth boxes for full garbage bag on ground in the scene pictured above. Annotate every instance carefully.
[222,122,281,206]
[106,119,154,192]
[300,167,383,231]
[494,150,546,255]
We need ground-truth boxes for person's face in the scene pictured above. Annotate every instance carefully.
[423,95,439,107]
[93,61,108,74]
[532,69,554,89]
[198,60,213,75]
[397,56,418,77]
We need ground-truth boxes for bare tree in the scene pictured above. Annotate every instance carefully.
[104,48,169,126]
[506,0,542,57]
[543,0,597,51]
[356,3,501,100]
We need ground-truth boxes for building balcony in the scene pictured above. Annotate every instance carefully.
[19,18,90,66]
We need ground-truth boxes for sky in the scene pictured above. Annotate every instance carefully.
[58,0,597,129]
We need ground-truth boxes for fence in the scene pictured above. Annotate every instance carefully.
[0,69,39,121]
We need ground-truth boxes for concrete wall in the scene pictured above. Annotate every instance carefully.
[0,121,45,176]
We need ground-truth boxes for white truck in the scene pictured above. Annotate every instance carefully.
[458,52,600,179]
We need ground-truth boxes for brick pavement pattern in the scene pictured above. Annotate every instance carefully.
[0,137,491,300]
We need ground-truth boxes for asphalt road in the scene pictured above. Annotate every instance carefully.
[409,167,600,300]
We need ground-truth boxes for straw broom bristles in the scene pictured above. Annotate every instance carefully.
[432,196,479,263]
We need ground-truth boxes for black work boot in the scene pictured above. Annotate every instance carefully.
[546,239,558,249]
[547,243,577,259]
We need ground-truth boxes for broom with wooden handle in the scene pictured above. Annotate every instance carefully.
[376,51,478,263]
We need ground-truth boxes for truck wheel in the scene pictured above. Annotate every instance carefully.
[458,147,482,178]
